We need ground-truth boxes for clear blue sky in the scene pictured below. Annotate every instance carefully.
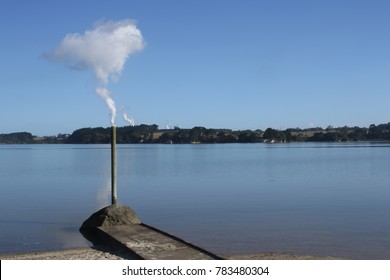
[1,0,389,136]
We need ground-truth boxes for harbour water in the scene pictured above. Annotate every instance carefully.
[0,142,389,259]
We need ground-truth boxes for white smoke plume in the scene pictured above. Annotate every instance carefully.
[123,112,136,126]
[46,19,145,125]
[95,87,116,125]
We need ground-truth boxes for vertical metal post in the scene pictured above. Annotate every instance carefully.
[111,126,117,205]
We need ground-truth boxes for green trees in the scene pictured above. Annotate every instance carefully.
[308,132,339,142]
[0,132,33,144]
[237,130,261,143]
[117,124,159,143]
[159,127,239,144]
[368,123,390,140]
[66,124,160,144]
[66,127,110,144]
[263,128,293,142]
[189,126,207,143]
[347,127,367,141]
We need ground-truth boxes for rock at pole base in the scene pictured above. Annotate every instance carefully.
[80,204,141,244]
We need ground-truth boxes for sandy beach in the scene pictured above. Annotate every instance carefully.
[0,246,138,260]
[0,246,340,260]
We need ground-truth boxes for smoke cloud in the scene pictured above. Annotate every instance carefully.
[46,19,145,125]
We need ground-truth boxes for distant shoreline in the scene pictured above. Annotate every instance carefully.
[1,122,390,144]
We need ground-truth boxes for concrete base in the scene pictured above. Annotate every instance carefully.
[97,224,222,260]
[80,204,221,259]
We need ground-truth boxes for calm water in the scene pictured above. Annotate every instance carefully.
[0,143,389,259]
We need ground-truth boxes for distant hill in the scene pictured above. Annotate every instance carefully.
[0,132,34,144]
[0,132,68,144]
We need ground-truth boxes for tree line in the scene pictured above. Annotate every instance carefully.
[1,122,390,144]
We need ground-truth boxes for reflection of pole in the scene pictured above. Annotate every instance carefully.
[111,126,117,205]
